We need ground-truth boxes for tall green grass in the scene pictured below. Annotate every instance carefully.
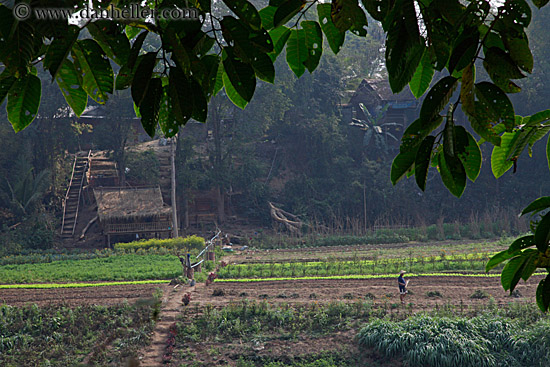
[357,314,550,367]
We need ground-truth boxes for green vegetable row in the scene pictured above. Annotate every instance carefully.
[0,280,168,289]
[215,272,547,282]
[0,254,182,283]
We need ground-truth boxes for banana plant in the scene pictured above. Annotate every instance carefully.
[350,103,399,155]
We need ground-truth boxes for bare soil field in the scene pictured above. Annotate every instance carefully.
[199,275,540,310]
[0,283,165,307]
[0,274,539,310]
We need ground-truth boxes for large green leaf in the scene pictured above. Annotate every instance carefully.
[115,54,143,91]
[260,6,277,29]
[486,235,535,271]
[213,60,225,98]
[131,52,158,108]
[385,0,423,93]
[521,249,539,281]
[164,29,191,72]
[483,47,524,93]
[501,254,529,292]
[409,49,434,98]
[1,22,35,75]
[536,274,550,313]
[448,28,479,74]
[547,134,550,172]
[169,66,193,124]
[189,77,208,122]
[524,109,550,125]
[223,0,262,30]
[419,76,458,122]
[391,147,419,185]
[400,116,443,153]
[221,16,260,58]
[196,55,222,99]
[56,60,87,117]
[475,82,515,131]
[527,125,550,156]
[269,26,291,61]
[302,21,323,73]
[535,212,550,253]
[504,34,533,73]
[455,126,482,182]
[72,39,114,104]
[127,31,148,70]
[139,78,163,137]
[251,51,275,83]
[7,74,41,132]
[0,73,17,106]
[223,71,248,109]
[501,0,532,28]
[273,0,304,28]
[318,3,345,54]
[460,64,475,116]
[532,0,550,8]
[125,25,141,40]
[286,29,308,77]
[331,0,368,36]
[469,102,502,146]
[522,197,550,217]
[222,47,256,103]
[44,25,80,80]
[438,151,466,198]
[158,87,179,137]
[361,0,390,22]
[87,21,130,66]
[414,135,435,191]
[491,132,517,178]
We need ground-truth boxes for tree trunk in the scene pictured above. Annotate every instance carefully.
[216,185,225,224]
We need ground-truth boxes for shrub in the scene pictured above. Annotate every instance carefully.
[427,290,442,298]
[113,235,205,251]
[470,290,489,299]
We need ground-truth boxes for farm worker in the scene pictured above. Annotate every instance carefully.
[398,270,408,304]
[185,253,195,285]
[178,254,195,284]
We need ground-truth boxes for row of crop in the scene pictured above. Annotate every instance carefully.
[0,279,168,289]
[0,237,215,267]
[214,272,549,283]
[0,254,183,283]
[0,302,157,366]
[0,249,113,266]
[216,254,498,279]
[357,314,550,367]
[252,223,516,250]
[112,235,205,251]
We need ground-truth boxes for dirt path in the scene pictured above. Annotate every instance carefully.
[138,282,200,367]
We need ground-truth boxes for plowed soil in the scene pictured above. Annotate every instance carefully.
[0,274,540,309]
[0,283,164,307]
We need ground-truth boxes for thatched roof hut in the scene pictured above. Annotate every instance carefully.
[94,186,170,232]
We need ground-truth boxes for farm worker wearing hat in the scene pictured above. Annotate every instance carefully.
[398,270,409,304]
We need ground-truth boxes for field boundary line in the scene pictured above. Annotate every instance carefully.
[0,280,168,289]
[215,272,547,282]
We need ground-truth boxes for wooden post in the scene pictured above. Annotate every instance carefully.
[171,137,179,238]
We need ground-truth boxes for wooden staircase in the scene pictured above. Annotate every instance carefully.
[61,151,91,239]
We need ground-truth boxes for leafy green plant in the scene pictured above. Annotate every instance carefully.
[470,290,490,300]
[113,235,205,252]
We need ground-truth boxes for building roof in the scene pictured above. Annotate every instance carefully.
[93,186,171,222]
[348,79,417,108]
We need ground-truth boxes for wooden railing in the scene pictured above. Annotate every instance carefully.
[71,150,91,236]
[105,221,172,234]
[60,155,78,234]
